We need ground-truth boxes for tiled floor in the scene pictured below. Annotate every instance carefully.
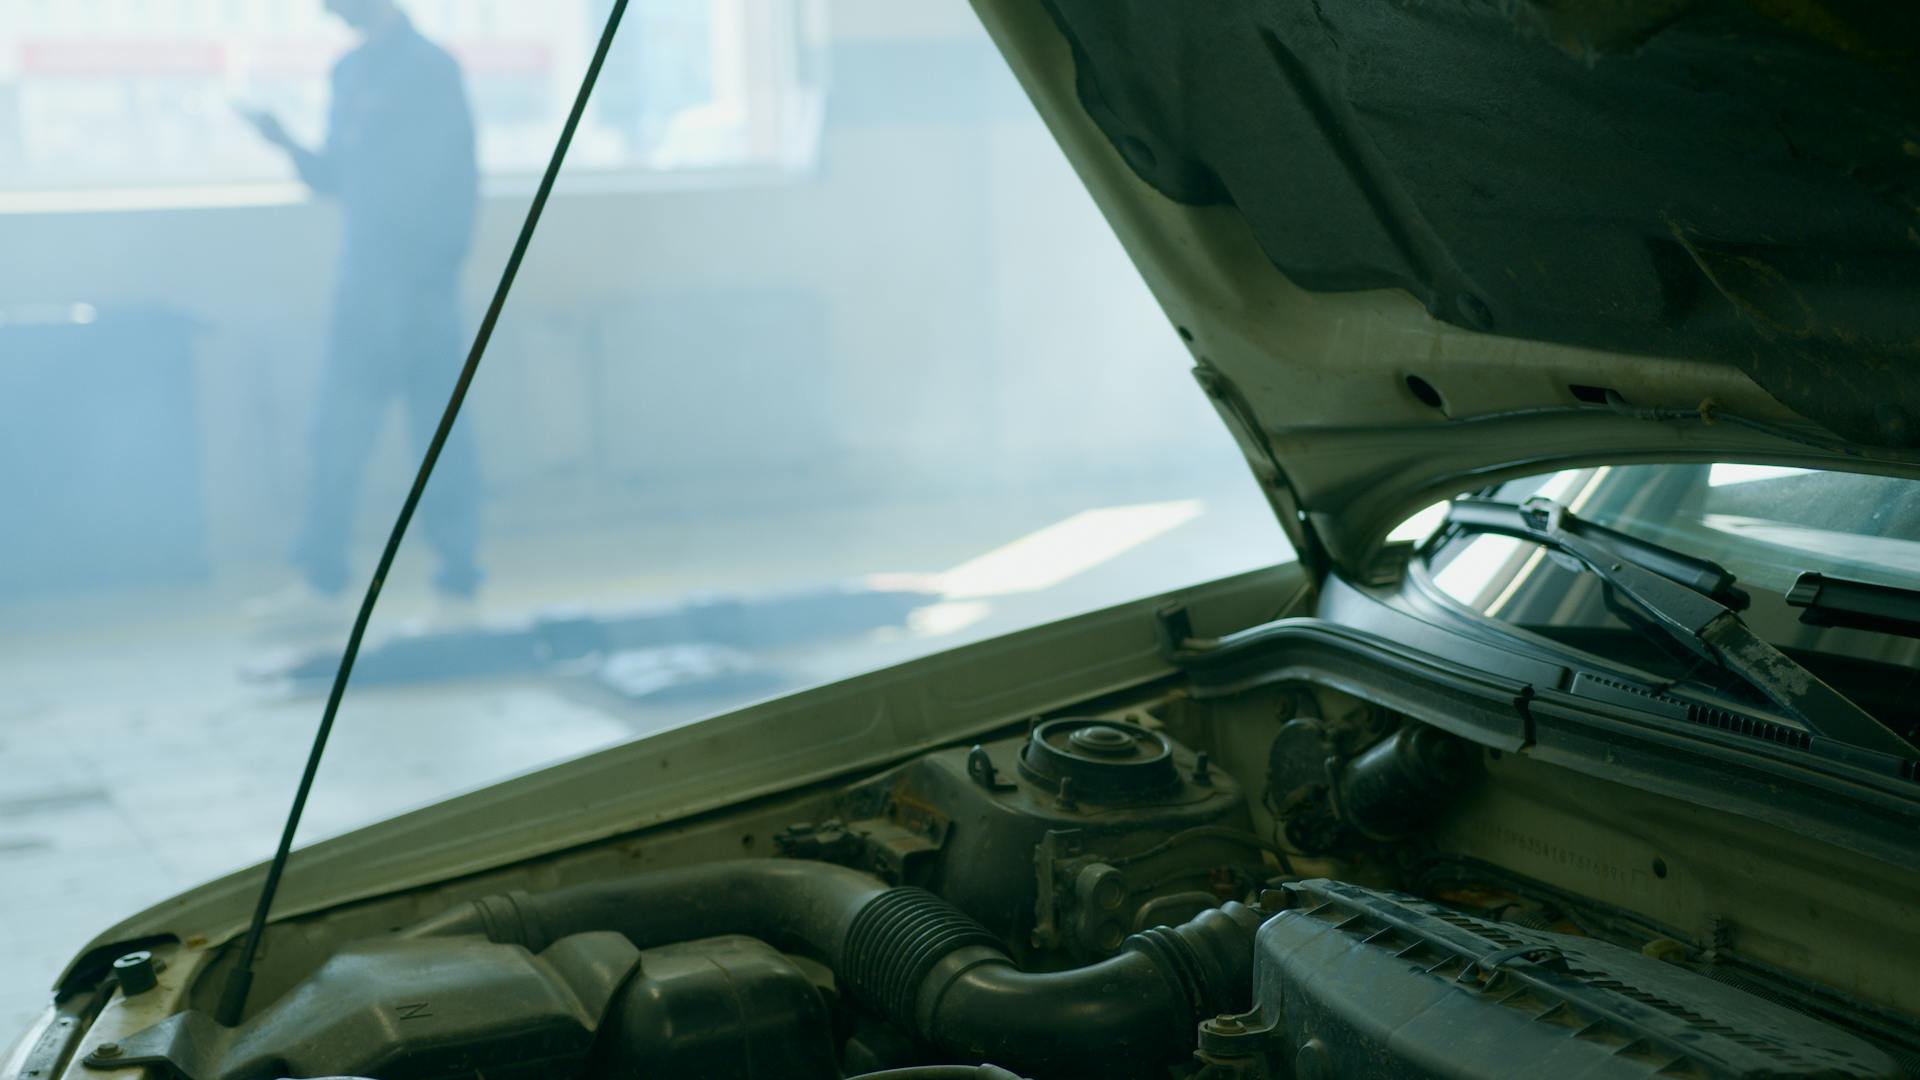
[0,486,1283,1036]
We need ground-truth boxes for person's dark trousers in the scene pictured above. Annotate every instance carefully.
[294,269,482,597]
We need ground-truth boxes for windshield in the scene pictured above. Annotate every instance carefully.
[0,1,1287,1033]
[1421,464,1920,737]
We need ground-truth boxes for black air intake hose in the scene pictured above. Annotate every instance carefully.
[406,857,887,956]
[841,886,1262,1075]
[411,859,1262,1076]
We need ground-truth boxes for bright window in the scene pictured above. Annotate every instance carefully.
[0,0,825,207]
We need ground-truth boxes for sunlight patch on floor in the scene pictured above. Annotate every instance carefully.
[936,500,1204,600]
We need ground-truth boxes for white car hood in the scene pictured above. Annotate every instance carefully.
[971,0,1920,575]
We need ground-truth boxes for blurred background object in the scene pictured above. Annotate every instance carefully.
[0,305,207,597]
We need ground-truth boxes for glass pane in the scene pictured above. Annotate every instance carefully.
[0,0,824,201]
[0,0,1285,1031]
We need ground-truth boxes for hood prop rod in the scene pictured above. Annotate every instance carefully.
[213,0,632,1027]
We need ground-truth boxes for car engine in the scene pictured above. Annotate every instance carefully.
[57,689,1916,1080]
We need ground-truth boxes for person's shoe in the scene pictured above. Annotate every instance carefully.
[245,582,352,634]
[391,590,485,637]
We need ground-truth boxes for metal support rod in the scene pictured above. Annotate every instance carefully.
[214,0,632,1026]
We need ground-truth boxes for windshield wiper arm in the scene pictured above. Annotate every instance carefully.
[1446,497,1748,609]
[1446,497,1913,757]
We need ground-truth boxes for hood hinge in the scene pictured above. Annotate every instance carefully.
[1192,364,1330,583]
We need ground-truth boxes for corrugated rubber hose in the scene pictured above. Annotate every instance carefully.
[410,858,1263,1076]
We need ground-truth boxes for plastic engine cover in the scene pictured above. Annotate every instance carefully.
[1210,879,1898,1079]
[88,932,835,1080]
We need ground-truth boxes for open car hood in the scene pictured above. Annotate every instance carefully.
[971,0,1920,574]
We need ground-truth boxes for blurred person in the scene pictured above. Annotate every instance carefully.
[243,0,483,625]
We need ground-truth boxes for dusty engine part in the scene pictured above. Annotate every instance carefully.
[1334,722,1477,840]
[787,718,1265,964]
[1195,878,1899,1079]
[1017,716,1187,802]
[1267,718,1475,853]
[85,930,835,1080]
[435,857,1267,1076]
[382,857,1267,1076]
[135,859,1260,1080]
[422,859,1265,1075]
[589,935,838,1078]
[90,932,633,1079]
[836,886,1263,1076]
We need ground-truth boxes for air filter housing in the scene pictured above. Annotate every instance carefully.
[1203,879,1898,1079]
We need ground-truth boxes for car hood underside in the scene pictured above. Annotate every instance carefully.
[972,0,1920,573]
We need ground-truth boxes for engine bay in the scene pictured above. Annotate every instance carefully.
[43,682,1920,1080]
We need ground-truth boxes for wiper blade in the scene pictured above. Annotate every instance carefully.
[1445,497,1913,757]
[1786,572,1920,642]
[1446,497,1748,610]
